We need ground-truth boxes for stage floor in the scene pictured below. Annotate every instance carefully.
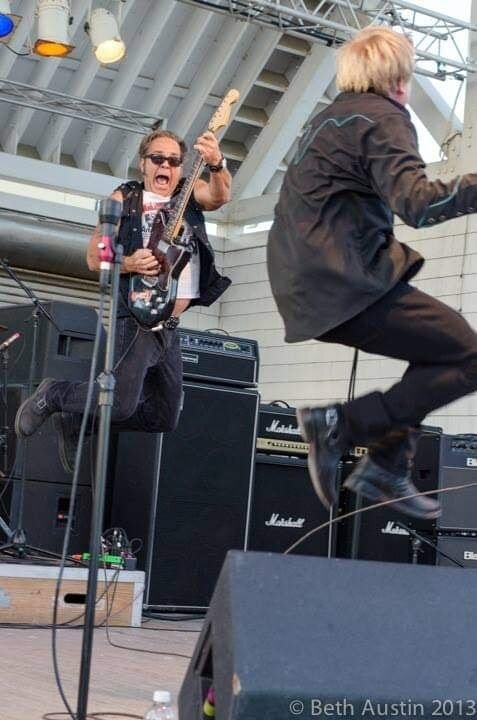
[0,617,202,719]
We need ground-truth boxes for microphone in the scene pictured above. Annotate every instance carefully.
[0,332,21,352]
[97,198,122,263]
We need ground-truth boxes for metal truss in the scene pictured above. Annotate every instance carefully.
[0,78,161,134]
[177,0,477,80]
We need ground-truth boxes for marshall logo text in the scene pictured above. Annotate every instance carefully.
[265,513,305,529]
[265,419,301,436]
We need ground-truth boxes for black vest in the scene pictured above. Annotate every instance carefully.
[115,180,231,317]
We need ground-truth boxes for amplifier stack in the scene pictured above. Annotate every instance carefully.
[249,403,335,558]
[0,301,101,555]
[435,434,477,567]
[252,404,477,570]
[111,327,260,611]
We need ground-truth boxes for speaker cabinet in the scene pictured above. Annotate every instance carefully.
[247,453,334,556]
[180,551,477,720]
[2,384,93,487]
[0,301,103,385]
[111,381,259,610]
[0,478,92,554]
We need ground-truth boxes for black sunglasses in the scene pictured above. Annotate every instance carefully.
[145,153,183,167]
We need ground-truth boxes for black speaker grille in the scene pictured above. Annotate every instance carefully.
[112,382,259,609]
[247,454,332,556]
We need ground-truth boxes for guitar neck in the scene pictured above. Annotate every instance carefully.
[163,152,204,244]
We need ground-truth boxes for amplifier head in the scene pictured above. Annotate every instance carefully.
[438,434,477,531]
[257,403,308,456]
[179,328,259,388]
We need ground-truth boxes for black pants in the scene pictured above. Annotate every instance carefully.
[47,316,183,433]
[320,282,477,471]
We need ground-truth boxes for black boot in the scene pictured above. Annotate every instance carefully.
[343,454,441,519]
[15,378,58,438]
[297,404,349,510]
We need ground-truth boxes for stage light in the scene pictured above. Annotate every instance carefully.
[34,0,74,58]
[86,7,125,65]
[0,0,14,39]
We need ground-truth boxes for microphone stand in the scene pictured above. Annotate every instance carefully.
[77,200,123,720]
[0,343,12,540]
[0,260,65,560]
[395,521,465,568]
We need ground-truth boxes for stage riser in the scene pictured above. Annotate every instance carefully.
[0,564,144,626]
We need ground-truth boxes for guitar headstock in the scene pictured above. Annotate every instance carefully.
[208,89,240,135]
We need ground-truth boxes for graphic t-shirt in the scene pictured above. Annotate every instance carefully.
[142,190,200,299]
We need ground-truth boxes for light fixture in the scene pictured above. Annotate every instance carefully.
[0,0,14,39]
[86,7,125,65]
[34,0,74,58]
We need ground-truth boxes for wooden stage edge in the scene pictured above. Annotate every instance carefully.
[0,562,145,627]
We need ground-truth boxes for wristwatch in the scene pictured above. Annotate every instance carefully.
[207,156,227,173]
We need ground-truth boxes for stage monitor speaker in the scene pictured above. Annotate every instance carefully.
[0,301,103,385]
[179,551,477,720]
[0,478,92,554]
[437,435,477,531]
[247,453,334,556]
[3,384,93,487]
[337,431,440,564]
[110,381,259,611]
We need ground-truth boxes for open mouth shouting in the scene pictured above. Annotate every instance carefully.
[154,170,172,193]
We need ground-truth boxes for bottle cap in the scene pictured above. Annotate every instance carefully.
[154,690,171,704]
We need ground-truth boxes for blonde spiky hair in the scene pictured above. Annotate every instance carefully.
[336,26,414,96]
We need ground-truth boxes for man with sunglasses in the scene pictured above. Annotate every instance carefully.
[15,128,232,473]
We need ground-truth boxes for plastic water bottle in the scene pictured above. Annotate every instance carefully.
[144,690,175,720]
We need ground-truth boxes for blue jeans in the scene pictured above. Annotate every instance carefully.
[47,316,183,433]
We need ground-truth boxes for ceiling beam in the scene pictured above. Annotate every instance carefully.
[170,17,249,139]
[36,1,135,164]
[73,0,176,171]
[210,192,279,224]
[176,0,477,80]
[411,75,463,149]
[233,44,337,199]
[0,151,122,197]
[1,0,89,154]
[109,6,215,178]
[220,26,280,129]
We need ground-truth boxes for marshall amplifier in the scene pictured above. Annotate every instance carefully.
[256,402,308,456]
[179,328,258,388]
[437,434,477,531]
[337,430,441,565]
[111,381,259,610]
[247,453,335,556]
